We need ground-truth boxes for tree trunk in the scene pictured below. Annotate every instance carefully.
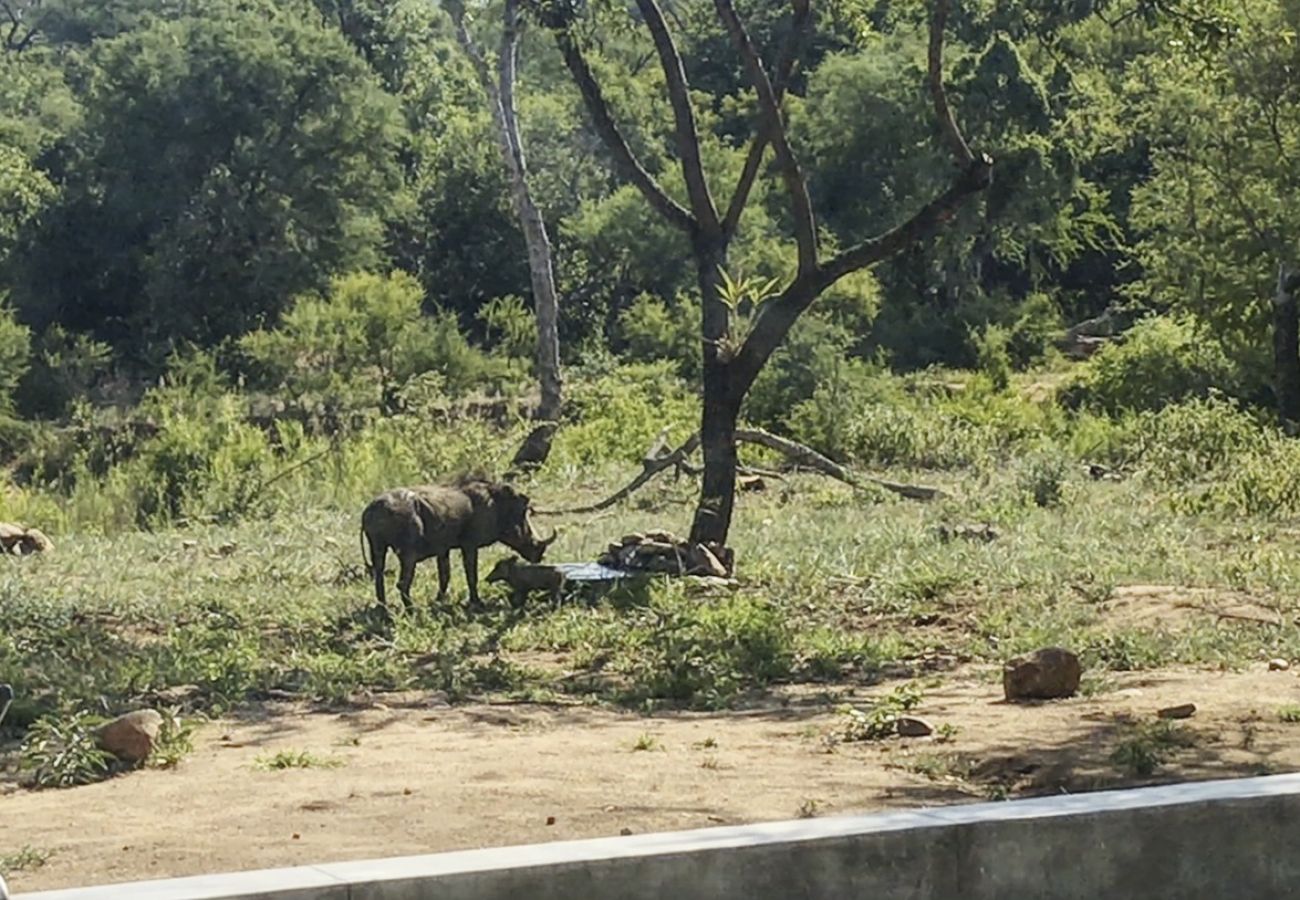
[1277,263,1300,433]
[451,0,562,469]
[689,237,738,547]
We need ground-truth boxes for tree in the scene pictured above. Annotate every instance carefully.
[11,0,409,365]
[533,0,992,548]
[448,0,563,469]
[1127,0,1299,422]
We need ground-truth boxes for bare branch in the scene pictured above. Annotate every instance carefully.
[715,0,817,273]
[929,0,975,166]
[722,0,811,238]
[727,0,992,398]
[634,0,721,236]
[551,27,695,233]
[815,157,992,288]
[536,433,702,515]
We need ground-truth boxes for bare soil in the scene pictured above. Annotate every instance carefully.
[7,662,1300,893]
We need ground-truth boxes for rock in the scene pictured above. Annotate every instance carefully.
[1002,647,1082,701]
[1269,658,1291,672]
[96,709,163,763]
[738,475,767,492]
[619,533,645,546]
[1157,703,1197,720]
[0,522,53,556]
[181,539,199,550]
[896,716,934,737]
[619,827,633,836]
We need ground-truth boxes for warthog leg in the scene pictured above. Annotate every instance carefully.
[397,552,417,610]
[462,546,483,610]
[436,552,451,603]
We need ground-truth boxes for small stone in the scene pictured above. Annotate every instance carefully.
[1003,647,1082,701]
[1269,658,1291,672]
[545,816,556,826]
[738,475,767,492]
[619,533,645,547]
[1157,703,1197,720]
[620,827,633,836]
[96,709,164,763]
[895,716,934,738]
[181,540,198,550]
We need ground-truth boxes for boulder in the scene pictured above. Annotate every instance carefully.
[896,716,935,738]
[96,709,163,764]
[1003,647,1082,701]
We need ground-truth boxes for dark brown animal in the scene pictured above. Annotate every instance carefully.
[486,557,566,605]
[361,479,555,610]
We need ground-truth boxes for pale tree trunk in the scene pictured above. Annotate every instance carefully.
[1275,262,1300,433]
[450,0,562,469]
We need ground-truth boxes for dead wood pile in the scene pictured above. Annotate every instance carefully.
[598,530,733,578]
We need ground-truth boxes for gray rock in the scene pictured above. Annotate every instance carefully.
[1157,703,1197,720]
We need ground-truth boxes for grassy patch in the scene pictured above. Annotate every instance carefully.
[253,750,345,771]
[0,845,52,876]
[1109,720,1199,777]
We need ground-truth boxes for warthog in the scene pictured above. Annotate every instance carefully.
[361,479,555,610]
[486,557,566,605]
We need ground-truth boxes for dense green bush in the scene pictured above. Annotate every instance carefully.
[1061,316,1240,415]
[550,361,699,469]
[617,292,698,379]
[240,271,520,413]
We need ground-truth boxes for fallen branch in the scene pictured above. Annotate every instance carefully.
[535,427,944,515]
[734,428,946,501]
[1211,609,1283,628]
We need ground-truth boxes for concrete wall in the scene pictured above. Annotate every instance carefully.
[21,773,1300,900]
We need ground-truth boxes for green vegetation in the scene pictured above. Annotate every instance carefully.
[0,0,1297,804]
[253,750,346,771]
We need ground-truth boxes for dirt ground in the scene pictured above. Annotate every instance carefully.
[6,662,1300,893]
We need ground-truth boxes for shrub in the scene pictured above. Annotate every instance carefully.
[745,313,860,432]
[15,326,111,419]
[616,590,795,709]
[551,361,698,468]
[971,323,1012,391]
[240,271,518,413]
[1061,316,1239,414]
[617,292,698,378]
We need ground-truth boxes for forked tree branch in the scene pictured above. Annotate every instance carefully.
[721,0,812,239]
[551,27,696,233]
[714,0,817,274]
[727,0,992,399]
[635,0,722,237]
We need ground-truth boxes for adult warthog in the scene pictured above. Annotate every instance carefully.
[361,479,556,610]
